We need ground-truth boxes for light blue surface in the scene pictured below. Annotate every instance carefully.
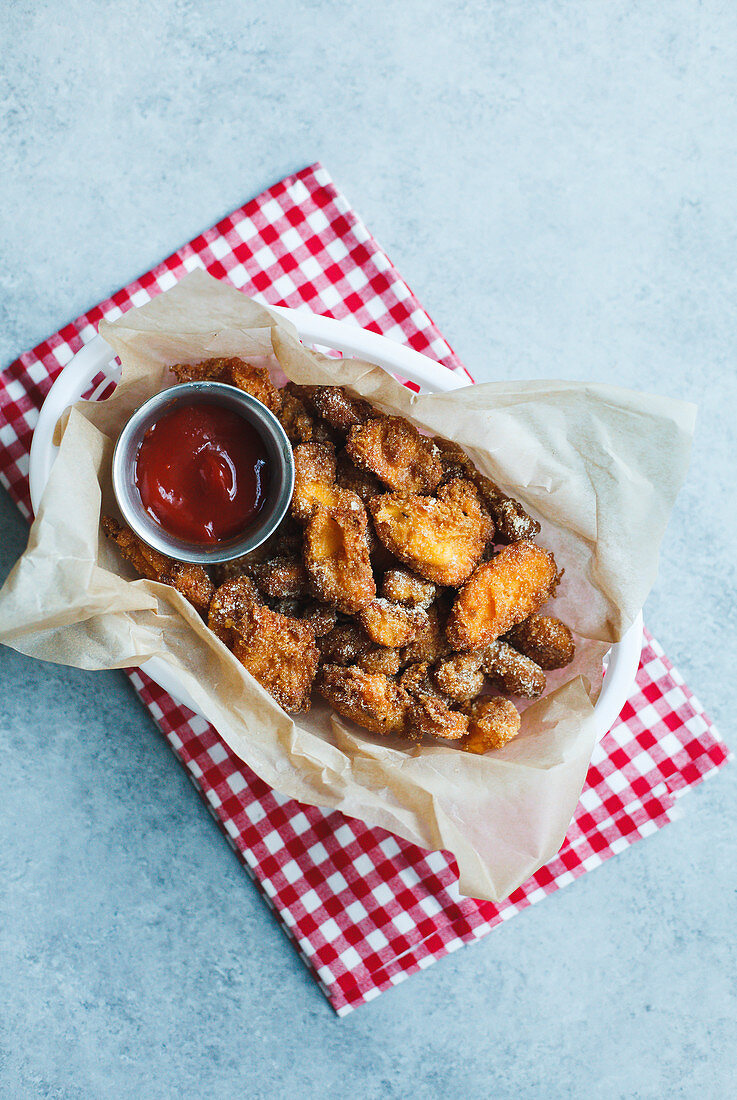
[1,3,735,1097]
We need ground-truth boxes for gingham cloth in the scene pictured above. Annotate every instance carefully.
[0,163,728,1015]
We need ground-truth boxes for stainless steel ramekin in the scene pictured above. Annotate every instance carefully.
[111,381,294,564]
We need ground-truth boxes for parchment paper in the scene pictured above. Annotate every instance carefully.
[0,270,695,901]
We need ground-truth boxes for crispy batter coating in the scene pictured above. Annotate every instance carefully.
[303,502,376,614]
[269,598,302,618]
[432,653,485,704]
[369,479,493,586]
[251,556,308,600]
[212,519,301,586]
[505,614,575,670]
[481,640,546,698]
[358,599,429,648]
[290,441,338,522]
[231,609,319,713]
[170,357,282,415]
[102,516,214,616]
[434,437,474,482]
[318,664,410,736]
[336,453,384,502]
[308,386,376,434]
[357,647,403,676]
[469,472,541,544]
[300,602,338,637]
[406,693,469,742]
[461,697,521,754]
[319,622,373,664]
[381,569,436,609]
[446,540,558,650]
[399,661,437,697]
[401,604,449,666]
[278,388,334,444]
[346,416,443,493]
[208,577,319,712]
[227,359,283,414]
[208,575,259,646]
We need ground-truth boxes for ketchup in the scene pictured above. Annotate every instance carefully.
[135,402,269,544]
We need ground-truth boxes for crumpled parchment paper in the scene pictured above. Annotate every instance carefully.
[0,271,695,900]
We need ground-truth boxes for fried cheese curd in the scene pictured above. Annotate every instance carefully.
[250,556,308,600]
[461,697,522,754]
[319,621,374,665]
[305,385,378,435]
[505,613,575,670]
[432,652,485,704]
[278,388,331,444]
[101,516,213,616]
[481,640,546,699]
[170,357,282,416]
[380,568,436,609]
[303,501,376,614]
[406,692,469,742]
[318,664,410,736]
[346,415,444,493]
[446,540,558,651]
[208,577,319,713]
[369,479,493,587]
[358,598,429,648]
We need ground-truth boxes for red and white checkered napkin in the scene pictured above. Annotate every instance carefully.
[0,163,728,1015]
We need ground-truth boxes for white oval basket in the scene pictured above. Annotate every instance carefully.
[28,306,642,738]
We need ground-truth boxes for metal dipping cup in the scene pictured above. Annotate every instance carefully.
[111,381,295,565]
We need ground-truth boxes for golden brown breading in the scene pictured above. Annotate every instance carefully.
[461,697,522,754]
[358,599,429,648]
[170,357,282,415]
[481,640,546,698]
[231,608,319,713]
[303,502,376,614]
[369,479,493,586]
[468,471,541,544]
[380,569,436,609]
[102,516,214,616]
[169,358,227,384]
[432,653,485,704]
[434,437,474,482]
[300,602,338,637]
[212,518,302,586]
[226,359,283,415]
[308,386,376,434]
[336,453,384,502]
[319,622,374,665]
[346,416,443,493]
[207,575,259,646]
[406,693,469,742]
[357,647,403,676]
[401,604,449,666]
[505,614,575,670]
[208,577,319,712]
[250,556,308,600]
[278,388,335,445]
[318,664,410,736]
[291,441,340,523]
[399,661,437,698]
[446,540,558,651]
[269,598,302,618]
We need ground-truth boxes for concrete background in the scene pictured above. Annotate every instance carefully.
[1,2,735,1097]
